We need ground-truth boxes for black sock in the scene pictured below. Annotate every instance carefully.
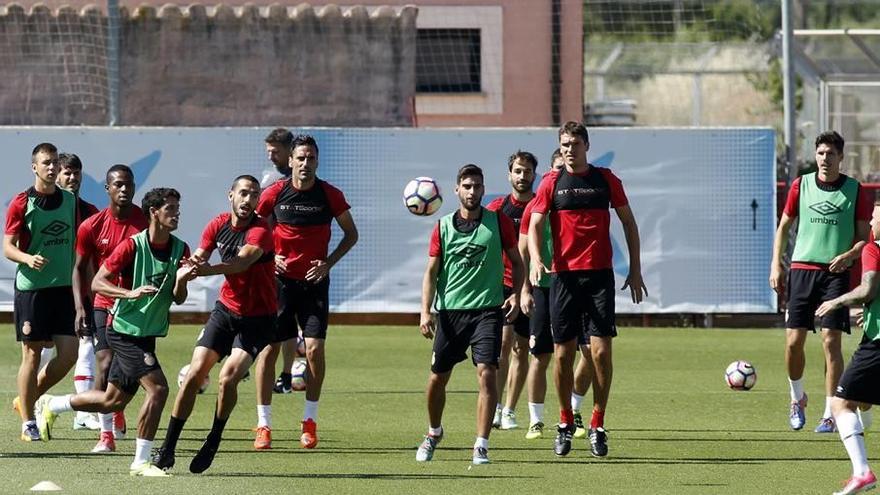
[206,415,228,446]
[163,416,187,451]
[280,373,292,387]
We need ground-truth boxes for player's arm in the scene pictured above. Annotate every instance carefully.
[829,220,871,273]
[770,213,796,293]
[420,255,440,339]
[527,211,549,286]
[3,233,45,270]
[306,210,359,282]
[197,244,264,276]
[615,204,648,303]
[92,264,156,300]
[72,251,94,335]
[172,262,198,305]
[517,233,534,317]
[817,270,880,316]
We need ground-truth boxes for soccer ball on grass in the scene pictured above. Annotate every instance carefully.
[725,360,756,391]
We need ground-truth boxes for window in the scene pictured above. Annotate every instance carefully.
[416,29,482,93]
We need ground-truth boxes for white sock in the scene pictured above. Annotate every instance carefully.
[788,378,804,402]
[837,410,870,476]
[429,426,443,437]
[257,405,272,428]
[48,395,73,414]
[528,402,544,425]
[824,396,834,420]
[502,406,513,415]
[73,337,95,394]
[99,413,113,433]
[39,347,54,372]
[474,437,489,449]
[304,400,319,421]
[571,392,585,412]
[859,408,873,431]
[132,438,153,468]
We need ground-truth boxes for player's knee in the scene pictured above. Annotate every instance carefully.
[148,383,169,403]
[306,345,323,363]
[218,372,237,392]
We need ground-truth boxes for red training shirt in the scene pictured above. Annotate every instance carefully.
[486,194,531,288]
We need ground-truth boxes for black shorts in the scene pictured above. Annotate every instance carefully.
[106,327,161,396]
[786,268,851,332]
[835,337,880,405]
[431,307,503,374]
[275,276,329,342]
[14,286,75,342]
[93,308,111,353]
[197,301,275,360]
[503,286,530,339]
[550,269,617,343]
[529,286,553,355]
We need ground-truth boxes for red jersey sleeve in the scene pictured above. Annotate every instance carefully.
[530,171,558,215]
[856,185,874,222]
[498,212,517,250]
[862,242,880,273]
[103,238,136,273]
[323,183,351,218]
[428,223,441,257]
[4,192,27,235]
[783,177,801,217]
[600,169,629,208]
[75,217,95,258]
[199,216,222,252]
[485,196,504,212]
[256,182,281,218]
[245,223,274,253]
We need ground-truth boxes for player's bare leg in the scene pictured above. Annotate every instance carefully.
[17,341,45,440]
[253,342,279,449]
[572,344,594,438]
[525,353,551,439]
[501,333,528,429]
[588,335,612,456]
[35,335,77,397]
[416,370,451,462]
[552,339,577,456]
[474,363,496,463]
[832,398,876,494]
[301,337,325,448]
[494,324,515,427]
[816,328,844,433]
[785,328,809,430]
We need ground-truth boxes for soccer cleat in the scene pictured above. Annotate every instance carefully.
[253,426,272,450]
[500,410,518,430]
[472,447,490,465]
[113,412,127,440]
[129,463,171,477]
[74,412,101,431]
[300,419,318,449]
[152,446,175,470]
[189,440,219,474]
[416,434,442,462]
[789,392,808,431]
[573,411,587,438]
[815,417,837,433]
[272,374,292,394]
[91,431,116,453]
[554,424,574,456]
[589,427,609,457]
[525,422,544,440]
[20,423,40,442]
[36,395,57,441]
[492,407,502,429]
[834,471,877,495]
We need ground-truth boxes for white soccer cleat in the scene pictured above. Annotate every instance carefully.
[74,412,101,431]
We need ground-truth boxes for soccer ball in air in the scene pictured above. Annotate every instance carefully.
[403,177,442,216]
[178,364,210,394]
[725,360,756,391]
[291,359,308,392]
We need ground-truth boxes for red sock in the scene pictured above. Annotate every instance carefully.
[590,409,605,429]
[560,409,573,426]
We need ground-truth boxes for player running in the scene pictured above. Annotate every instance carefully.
[415,164,524,465]
[153,175,276,474]
[528,121,647,457]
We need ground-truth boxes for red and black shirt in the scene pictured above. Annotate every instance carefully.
[486,194,531,288]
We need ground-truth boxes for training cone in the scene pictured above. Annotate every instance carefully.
[30,481,62,491]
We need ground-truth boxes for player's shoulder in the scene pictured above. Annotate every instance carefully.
[213,211,232,224]
[318,178,344,195]
[81,207,108,227]
[8,190,29,209]
[864,241,880,259]
[263,178,286,194]
[594,166,621,181]
[485,196,505,210]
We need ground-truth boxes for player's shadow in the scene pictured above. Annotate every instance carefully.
[206,472,538,480]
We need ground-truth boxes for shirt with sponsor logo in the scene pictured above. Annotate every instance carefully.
[199,213,276,317]
[529,166,627,272]
[256,179,350,280]
[486,194,531,288]
[76,206,149,309]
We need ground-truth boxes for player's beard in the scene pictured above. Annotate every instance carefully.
[513,181,533,194]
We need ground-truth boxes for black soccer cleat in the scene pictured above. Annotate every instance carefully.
[152,446,176,471]
[589,427,608,457]
[554,424,574,457]
[272,374,292,394]
[189,440,219,474]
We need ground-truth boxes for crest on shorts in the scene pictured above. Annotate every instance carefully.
[22,321,31,335]
[143,352,156,366]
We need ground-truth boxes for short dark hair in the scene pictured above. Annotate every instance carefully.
[291,134,319,155]
[815,131,845,154]
[31,142,57,162]
[550,148,562,165]
[106,164,134,183]
[264,128,293,147]
[457,164,483,184]
[507,150,537,172]
[231,174,260,189]
[57,153,83,170]
[141,187,180,212]
[558,121,589,146]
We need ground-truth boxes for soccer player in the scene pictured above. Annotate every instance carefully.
[415,164,524,465]
[816,203,880,495]
[4,143,79,442]
[56,152,102,432]
[38,188,196,477]
[486,150,537,430]
[262,127,293,187]
[253,134,358,449]
[770,131,872,433]
[528,121,647,457]
[73,164,147,452]
[152,175,275,474]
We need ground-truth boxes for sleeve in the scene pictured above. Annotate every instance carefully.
[519,203,533,235]
[855,185,874,222]
[485,196,504,212]
[428,223,441,257]
[103,238,136,274]
[75,218,94,257]
[325,184,351,217]
[604,170,629,208]
[498,213,517,250]
[782,178,801,217]
[199,217,219,252]
[530,173,555,214]
[256,183,278,218]
[246,224,274,253]
[862,243,880,274]
[4,193,26,235]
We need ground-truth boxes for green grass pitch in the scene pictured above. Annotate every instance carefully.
[0,325,868,494]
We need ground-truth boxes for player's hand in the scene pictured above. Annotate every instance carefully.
[816,299,842,317]
[520,290,534,317]
[189,253,207,267]
[127,285,159,299]
[27,254,47,271]
[622,271,648,304]
[306,260,330,283]
[503,293,520,322]
[856,309,865,327]
[274,255,288,275]
[419,311,435,339]
[74,306,91,338]
[177,263,199,282]
[769,263,785,294]
[529,261,548,287]
[829,253,853,274]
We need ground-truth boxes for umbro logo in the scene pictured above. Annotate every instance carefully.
[450,243,486,260]
[40,220,69,237]
[808,201,843,216]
